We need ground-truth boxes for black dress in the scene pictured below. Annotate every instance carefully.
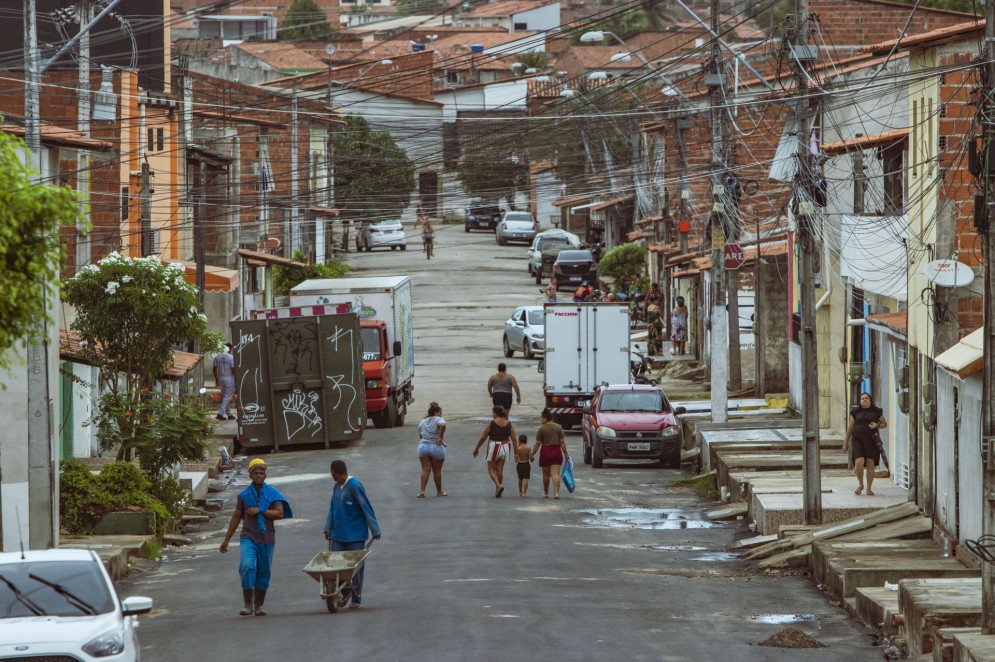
[850,405,883,463]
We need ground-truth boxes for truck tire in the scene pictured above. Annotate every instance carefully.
[385,397,398,428]
[465,224,470,233]
[370,410,388,428]
[592,451,603,468]
[401,245,406,251]
[395,400,405,427]
[502,336,514,358]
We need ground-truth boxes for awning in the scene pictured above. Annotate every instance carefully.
[635,215,663,226]
[569,201,600,213]
[822,129,909,157]
[166,260,240,293]
[626,229,646,241]
[60,329,203,380]
[589,195,634,212]
[672,268,701,279]
[936,327,983,379]
[865,310,908,341]
[552,193,596,207]
[237,249,308,269]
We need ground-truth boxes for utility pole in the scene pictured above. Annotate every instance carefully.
[76,0,93,269]
[676,119,690,255]
[140,161,151,256]
[727,172,743,391]
[792,0,823,525]
[196,161,207,307]
[707,0,728,424]
[981,0,995,634]
[290,82,300,257]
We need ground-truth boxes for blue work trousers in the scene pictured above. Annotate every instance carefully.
[239,540,275,591]
[332,540,366,604]
[218,376,235,418]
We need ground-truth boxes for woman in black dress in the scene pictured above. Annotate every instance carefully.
[842,392,888,495]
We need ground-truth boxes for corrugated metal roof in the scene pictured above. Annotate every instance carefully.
[936,327,983,379]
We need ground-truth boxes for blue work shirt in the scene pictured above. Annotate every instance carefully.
[324,476,381,543]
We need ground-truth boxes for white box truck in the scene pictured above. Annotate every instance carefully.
[542,303,631,429]
[289,276,414,428]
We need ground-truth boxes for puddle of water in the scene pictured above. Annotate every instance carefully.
[578,508,724,530]
[690,552,741,562]
[654,545,707,551]
[746,613,817,625]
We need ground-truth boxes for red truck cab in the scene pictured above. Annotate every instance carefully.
[580,384,687,469]
[360,320,403,428]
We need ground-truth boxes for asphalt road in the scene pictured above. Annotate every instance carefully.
[127,224,881,661]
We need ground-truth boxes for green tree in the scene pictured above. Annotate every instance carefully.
[279,0,334,41]
[64,253,221,461]
[0,127,80,371]
[598,243,647,285]
[272,250,351,296]
[456,149,528,208]
[332,115,417,223]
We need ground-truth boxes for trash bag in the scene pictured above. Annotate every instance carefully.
[561,457,576,494]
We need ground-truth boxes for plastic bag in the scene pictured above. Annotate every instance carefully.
[561,457,576,493]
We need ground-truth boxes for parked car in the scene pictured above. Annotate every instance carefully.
[465,203,502,232]
[357,219,407,252]
[552,249,598,289]
[503,306,545,359]
[0,549,153,661]
[535,244,571,285]
[580,384,687,468]
[495,211,537,245]
[527,229,582,276]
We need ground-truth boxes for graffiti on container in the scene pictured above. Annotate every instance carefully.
[325,325,363,432]
[235,330,267,425]
[282,388,323,440]
[271,318,318,376]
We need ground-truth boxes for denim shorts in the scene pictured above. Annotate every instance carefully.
[418,441,446,461]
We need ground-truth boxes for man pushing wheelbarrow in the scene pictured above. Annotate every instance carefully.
[321,460,381,609]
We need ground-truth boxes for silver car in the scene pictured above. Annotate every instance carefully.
[527,229,582,275]
[496,211,537,246]
[503,306,545,359]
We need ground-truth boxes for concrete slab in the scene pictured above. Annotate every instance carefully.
[179,470,209,501]
[812,540,977,601]
[60,534,154,581]
[854,586,899,632]
[952,630,995,662]
[898,578,983,659]
[701,427,843,472]
[671,397,772,413]
[935,628,982,662]
[715,448,854,494]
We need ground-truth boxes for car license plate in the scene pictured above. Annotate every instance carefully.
[569,276,581,282]
[627,442,651,451]
[577,400,588,408]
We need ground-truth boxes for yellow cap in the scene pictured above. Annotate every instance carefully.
[248,458,267,471]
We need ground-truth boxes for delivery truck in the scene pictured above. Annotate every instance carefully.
[230,312,367,451]
[288,276,414,428]
[541,302,630,429]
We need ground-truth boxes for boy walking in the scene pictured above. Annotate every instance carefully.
[516,435,532,497]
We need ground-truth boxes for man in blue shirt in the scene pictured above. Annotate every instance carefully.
[323,460,381,608]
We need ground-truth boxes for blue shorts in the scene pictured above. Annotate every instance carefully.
[418,441,446,461]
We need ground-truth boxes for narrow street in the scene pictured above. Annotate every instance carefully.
[128,224,880,661]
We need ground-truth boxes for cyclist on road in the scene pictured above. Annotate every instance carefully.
[422,221,436,259]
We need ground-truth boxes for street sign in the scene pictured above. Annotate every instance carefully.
[724,243,745,270]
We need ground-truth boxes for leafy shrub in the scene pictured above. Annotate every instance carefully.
[272,250,351,296]
[60,461,180,537]
[598,243,647,285]
[60,462,113,534]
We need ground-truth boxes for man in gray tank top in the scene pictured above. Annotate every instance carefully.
[487,362,521,415]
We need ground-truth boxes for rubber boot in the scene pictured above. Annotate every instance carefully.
[253,589,267,616]
[239,589,254,616]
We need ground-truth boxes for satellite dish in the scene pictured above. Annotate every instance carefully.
[923,259,975,287]
[325,43,336,56]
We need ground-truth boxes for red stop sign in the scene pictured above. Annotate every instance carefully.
[724,243,745,270]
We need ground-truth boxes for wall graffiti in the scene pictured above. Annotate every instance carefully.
[270,318,318,376]
[234,330,267,426]
[326,325,363,432]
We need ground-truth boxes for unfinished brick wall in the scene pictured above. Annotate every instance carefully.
[810,0,974,47]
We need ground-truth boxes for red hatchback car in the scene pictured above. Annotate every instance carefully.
[580,384,686,468]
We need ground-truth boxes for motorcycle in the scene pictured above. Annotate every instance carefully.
[630,344,657,385]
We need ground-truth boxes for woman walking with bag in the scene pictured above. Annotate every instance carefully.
[473,406,517,497]
[842,392,887,496]
[531,408,570,499]
[417,402,447,498]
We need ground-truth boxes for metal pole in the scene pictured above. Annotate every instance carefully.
[794,0,823,525]
[197,161,206,307]
[40,0,123,73]
[76,0,92,270]
[291,82,299,258]
[708,0,728,424]
[981,0,995,633]
[140,161,151,256]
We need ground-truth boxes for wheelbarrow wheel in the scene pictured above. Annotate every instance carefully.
[326,597,339,613]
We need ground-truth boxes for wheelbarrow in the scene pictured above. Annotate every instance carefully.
[303,540,373,613]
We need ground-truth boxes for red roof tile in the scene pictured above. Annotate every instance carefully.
[60,329,203,380]
[866,310,908,335]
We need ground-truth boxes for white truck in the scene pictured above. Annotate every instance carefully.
[289,276,414,428]
[541,302,631,429]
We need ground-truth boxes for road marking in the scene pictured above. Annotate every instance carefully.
[266,474,329,485]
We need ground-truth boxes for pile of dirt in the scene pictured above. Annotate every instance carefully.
[755,628,827,649]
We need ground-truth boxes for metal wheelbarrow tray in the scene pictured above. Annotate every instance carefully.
[303,548,370,613]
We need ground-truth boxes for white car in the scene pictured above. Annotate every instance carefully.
[357,219,407,251]
[503,306,545,359]
[526,229,582,275]
[495,211,537,246]
[0,549,153,661]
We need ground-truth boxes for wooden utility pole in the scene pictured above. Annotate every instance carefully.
[981,0,995,634]
[140,161,152,256]
[793,0,823,524]
[708,0,728,423]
